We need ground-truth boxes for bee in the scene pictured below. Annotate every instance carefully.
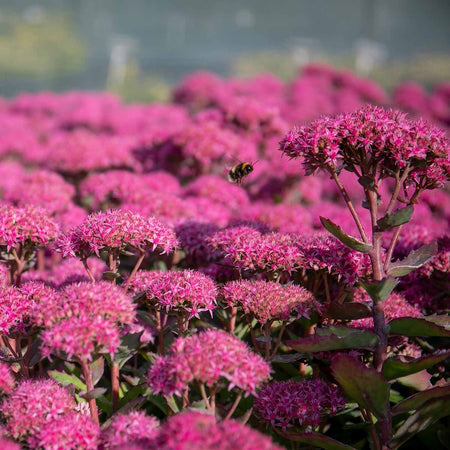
[228,162,255,185]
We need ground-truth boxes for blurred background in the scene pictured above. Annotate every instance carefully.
[0,0,449,102]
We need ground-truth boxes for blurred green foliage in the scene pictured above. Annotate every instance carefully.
[231,50,450,89]
[0,11,86,78]
[107,60,171,103]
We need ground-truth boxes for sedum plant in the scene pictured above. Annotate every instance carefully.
[279,104,450,449]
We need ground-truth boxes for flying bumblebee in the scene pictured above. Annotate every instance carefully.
[228,162,255,185]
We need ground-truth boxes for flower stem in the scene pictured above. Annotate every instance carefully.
[80,358,99,425]
[228,306,238,333]
[270,322,287,361]
[224,391,243,420]
[82,259,96,283]
[199,383,211,409]
[331,171,369,243]
[124,251,146,293]
[111,362,120,412]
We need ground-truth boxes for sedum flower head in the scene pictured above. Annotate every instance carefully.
[0,437,20,450]
[102,410,159,449]
[222,280,318,324]
[297,233,371,285]
[41,315,121,361]
[254,379,346,430]
[147,329,270,396]
[35,281,135,328]
[208,226,304,273]
[36,281,135,361]
[30,411,100,450]
[0,286,32,334]
[280,105,449,190]
[57,209,178,259]
[142,269,217,318]
[1,379,76,439]
[79,170,181,210]
[0,363,15,394]
[150,411,282,450]
[0,205,59,252]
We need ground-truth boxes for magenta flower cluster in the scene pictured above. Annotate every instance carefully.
[222,280,317,324]
[0,205,59,251]
[129,269,217,318]
[280,105,449,189]
[57,209,178,258]
[147,329,271,396]
[254,379,346,430]
[0,64,448,449]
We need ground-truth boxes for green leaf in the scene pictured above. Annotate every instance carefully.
[387,242,437,277]
[320,217,372,253]
[114,332,144,365]
[393,385,450,415]
[79,387,107,400]
[49,370,86,391]
[392,395,450,449]
[272,353,305,363]
[325,302,372,320]
[164,394,180,414]
[358,175,376,189]
[332,354,390,419]
[360,277,399,302]
[423,315,450,330]
[397,370,432,391]
[287,327,378,352]
[388,317,450,337]
[278,430,356,450]
[377,205,414,231]
[118,385,146,409]
[103,271,121,280]
[91,356,104,386]
[382,350,450,380]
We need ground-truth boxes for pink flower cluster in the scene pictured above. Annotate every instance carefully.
[1,379,77,439]
[222,280,317,324]
[57,209,178,258]
[150,411,282,450]
[0,363,15,394]
[0,205,59,251]
[38,282,135,360]
[254,379,346,429]
[298,234,371,285]
[208,226,304,273]
[101,410,159,448]
[280,105,449,190]
[129,269,217,318]
[0,286,32,334]
[147,329,270,396]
